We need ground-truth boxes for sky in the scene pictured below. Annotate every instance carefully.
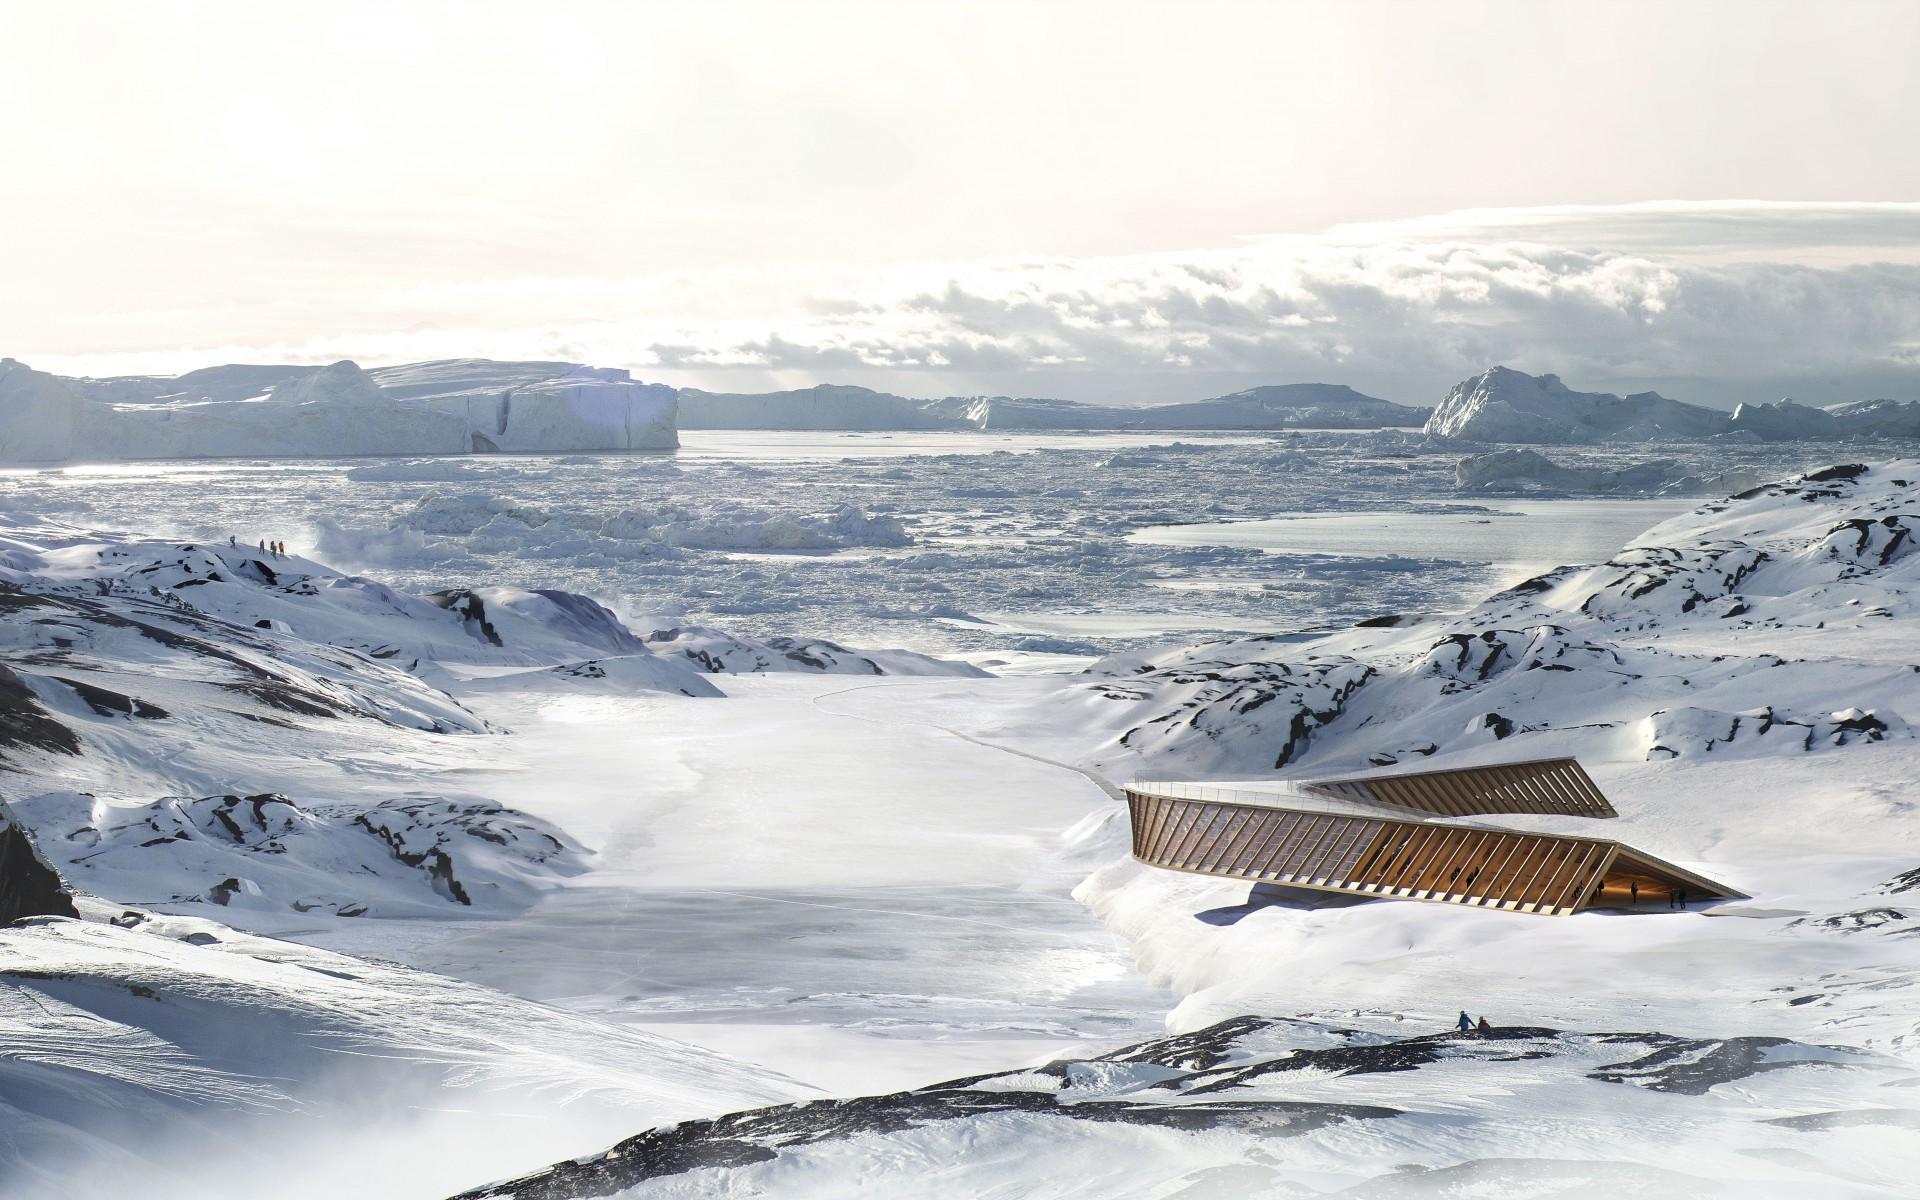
[4,0,1919,406]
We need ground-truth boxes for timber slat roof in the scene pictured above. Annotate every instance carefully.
[1303,757,1617,819]
[1125,757,1743,916]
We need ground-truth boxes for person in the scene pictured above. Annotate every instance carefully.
[1630,881,1639,905]
[1457,1010,1472,1033]
[273,540,283,557]
[1676,886,1687,909]
[258,539,267,555]
[1476,1016,1492,1036]
[228,535,236,548]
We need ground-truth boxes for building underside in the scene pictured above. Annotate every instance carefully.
[1126,758,1744,917]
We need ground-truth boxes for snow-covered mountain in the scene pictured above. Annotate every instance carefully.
[13,357,679,463]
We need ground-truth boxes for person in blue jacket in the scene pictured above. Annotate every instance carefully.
[1457,1010,1472,1033]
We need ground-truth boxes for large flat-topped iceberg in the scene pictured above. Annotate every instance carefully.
[369,358,678,452]
[92,360,473,459]
[10,356,680,463]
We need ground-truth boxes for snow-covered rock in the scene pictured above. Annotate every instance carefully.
[455,1015,1904,1200]
[644,625,988,677]
[459,654,725,699]
[1425,367,1734,443]
[14,790,589,917]
[1044,460,1920,779]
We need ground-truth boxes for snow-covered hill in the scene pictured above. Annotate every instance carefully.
[0,511,1006,1194]
[0,904,808,1200]
[455,1014,1911,1199]
[1048,461,1918,780]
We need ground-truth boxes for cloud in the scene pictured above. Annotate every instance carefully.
[29,202,1920,407]
[634,217,1920,402]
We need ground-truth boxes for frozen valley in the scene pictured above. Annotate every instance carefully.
[0,435,1918,1197]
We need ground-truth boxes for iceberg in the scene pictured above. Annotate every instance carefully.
[14,357,680,463]
[1425,366,1733,443]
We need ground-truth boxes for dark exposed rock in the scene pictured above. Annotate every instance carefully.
[446,1015,1868,1199]
[1097,1015,1275,1071]
[1804,463,1869,483]
[1885,867,1920,895]
[52,675,170,719]
[1789,907,1911,933]
[449,1075,1396,1199]
[1588,1033,1845,1095]
[216,681,346,720]
[428,589,503,647]
[0,802,80,923]
[0,664,82,761]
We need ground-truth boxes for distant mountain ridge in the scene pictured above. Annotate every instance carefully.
[12,356,1919,463]
[679,381,1431,431]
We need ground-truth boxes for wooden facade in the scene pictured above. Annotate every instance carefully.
[1126,758,1743,916]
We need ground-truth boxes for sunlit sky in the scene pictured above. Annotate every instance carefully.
[6,0,1919,405]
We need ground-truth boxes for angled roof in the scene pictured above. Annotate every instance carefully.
[1124,756,1743,916]
[1303,756,1617,819]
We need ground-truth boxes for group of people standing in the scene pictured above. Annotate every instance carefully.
[1456,1011,1494,1036]
[227,535,288,558]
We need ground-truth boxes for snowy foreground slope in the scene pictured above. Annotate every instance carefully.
[6,462,1920,1198]
[466,462,1920,1198]
[0,516,995,1196]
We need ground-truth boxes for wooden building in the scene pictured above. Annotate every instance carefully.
[1126,757,1742,916]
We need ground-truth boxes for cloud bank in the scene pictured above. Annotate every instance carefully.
[33,203,1920,408]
